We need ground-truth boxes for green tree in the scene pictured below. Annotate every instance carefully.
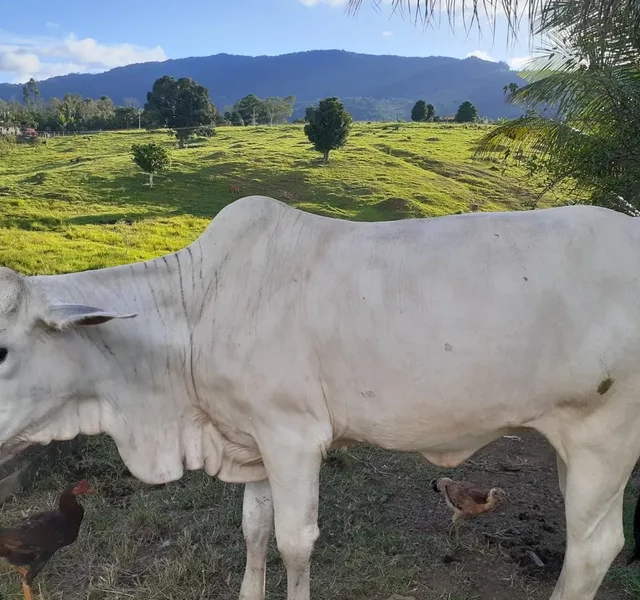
[55,94,82,131]
[114,107,140,129]
[426,103,436,121]
[223,110,244,126]
[233,94,266,126]
[22,78,39,106]
[143,76,216,148]
[503,83,520,96]
[304,106,315,122]
[455,101,479,123]
[263,95,296,125]
[304,97,353,163]
[411,100,427,122]
[96,96,115,117]
[131,143,171,188]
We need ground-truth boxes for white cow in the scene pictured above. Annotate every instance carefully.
[0,195,639,600]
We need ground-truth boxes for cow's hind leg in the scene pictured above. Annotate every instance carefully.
[239,479,274,600]
[547,421,639,600]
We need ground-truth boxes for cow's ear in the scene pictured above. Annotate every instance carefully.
[41,303,137,330]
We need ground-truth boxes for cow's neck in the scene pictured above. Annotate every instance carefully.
[27,243,227,485]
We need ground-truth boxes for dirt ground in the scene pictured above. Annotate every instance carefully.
[0,432,638,600]
[354,430,639,600]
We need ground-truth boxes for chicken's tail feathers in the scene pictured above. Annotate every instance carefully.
[628,492,640,565]
[431,478,440,493]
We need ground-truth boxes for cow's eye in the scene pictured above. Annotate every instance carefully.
[0,348,7,364]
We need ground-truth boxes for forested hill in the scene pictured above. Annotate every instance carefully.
[0,50,527,121]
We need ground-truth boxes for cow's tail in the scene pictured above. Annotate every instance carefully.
[627,491,640,565]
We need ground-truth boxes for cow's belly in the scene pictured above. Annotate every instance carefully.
[333,381,531,459]
[312,305,638,459]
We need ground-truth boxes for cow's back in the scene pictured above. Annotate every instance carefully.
[196,197,640,452]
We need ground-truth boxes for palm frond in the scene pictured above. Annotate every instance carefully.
[508,68,640,125]
[538,0,640,40]
[346,0,640,42]
[474,117,587,159]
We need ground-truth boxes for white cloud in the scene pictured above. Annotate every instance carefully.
[0,51,41,76]
[382,30,393,37]
[0,30,167,83]
[44,34,166,70]
[507,55,532,70]
[45,22,60,29]
[466,49,531,70]
[466,50,495,62]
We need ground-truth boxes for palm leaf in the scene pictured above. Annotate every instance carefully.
[346,0,640,43]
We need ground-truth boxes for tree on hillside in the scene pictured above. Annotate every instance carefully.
[143,76,216,148]
[233,94,266,126]
[263,96,296,125]
[455,101,479,123]
[304,106,316,123]
[22,78,39,106]
[55,93,83,132]
[114,106,140,129]
[426,103,436,121]
[96,96,115,117]
[304,97,353,163]
[131,142,171,188]
[224,110,244,126]
[411,100,427,122]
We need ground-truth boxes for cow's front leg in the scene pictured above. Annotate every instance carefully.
[239,479,274,600]
[260,428,327,600]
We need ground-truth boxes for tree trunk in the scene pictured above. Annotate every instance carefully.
[323,150,330,164]
[149,173,154,188]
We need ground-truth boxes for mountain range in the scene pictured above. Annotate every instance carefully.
[0,50,528,121]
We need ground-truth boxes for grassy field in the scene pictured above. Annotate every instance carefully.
[0,123,637,600]
[0,122,563,276]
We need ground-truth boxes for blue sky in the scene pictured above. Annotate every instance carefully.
[0,0,533,84]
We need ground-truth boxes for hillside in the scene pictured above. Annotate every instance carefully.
[0,122,562,275]
[0,50,527,121]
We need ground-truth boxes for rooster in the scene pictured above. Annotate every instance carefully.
[432,477,505,528]
[0,479,95,600]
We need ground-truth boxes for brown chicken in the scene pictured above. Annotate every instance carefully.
[432,477,505,524]
[0,479,95,600]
